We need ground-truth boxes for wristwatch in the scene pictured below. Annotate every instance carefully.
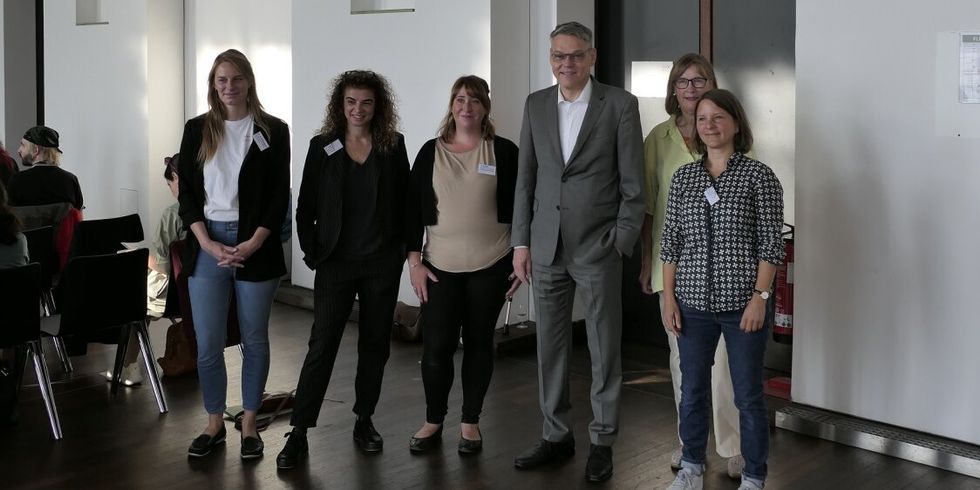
[753,289,771,300]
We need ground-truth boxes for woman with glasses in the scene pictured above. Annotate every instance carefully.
[405,75,520,455]
[638,53,746,478]
[277,70,409,470]
[662,88,783,490]
[178,49,290,460]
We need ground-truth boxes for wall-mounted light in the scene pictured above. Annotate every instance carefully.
[351,0,415,15]
[76,0,108,26]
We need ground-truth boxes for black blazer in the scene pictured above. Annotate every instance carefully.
[176,113,291,281]
[406,136,519,252]
[295,132,410,269]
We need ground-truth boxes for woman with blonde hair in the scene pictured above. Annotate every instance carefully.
[177,49,290,459]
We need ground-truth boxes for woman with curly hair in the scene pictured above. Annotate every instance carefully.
[278,70,409,469]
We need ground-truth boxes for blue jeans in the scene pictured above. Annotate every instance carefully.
[677,304,769,481]
[188,220,280,414]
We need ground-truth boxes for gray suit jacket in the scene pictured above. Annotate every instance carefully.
[512,79,645,266]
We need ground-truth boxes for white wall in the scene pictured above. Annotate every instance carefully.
[794,0,980,444]
[146,0,184,242]
[290,0,492,302]
[43,0,150,227]
[184,0,292,124]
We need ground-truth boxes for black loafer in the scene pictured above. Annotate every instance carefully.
[188,426,226,457]
[409,425,443,454]
[241,433,264,460]
[353,416,384,453]
[457,427,482,455]
[514,438,575,469]
[585,444,613,482]
[276,430,309,470]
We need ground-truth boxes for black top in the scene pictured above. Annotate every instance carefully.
[295,133,410,269]
[7,164,84,210]
[660,152,785,312]
[176,113,291,282]
[405,137,519,252]
[332,152,384,259]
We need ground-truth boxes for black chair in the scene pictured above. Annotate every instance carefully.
[0,263,62,440]
[68,213,143,258]
[23,226,74,375]
[41,249,168,413]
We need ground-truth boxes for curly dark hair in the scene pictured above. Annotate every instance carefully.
[318,70,400,154]
[0,185,22,245]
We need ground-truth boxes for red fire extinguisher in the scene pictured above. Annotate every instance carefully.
[773,224,794,344]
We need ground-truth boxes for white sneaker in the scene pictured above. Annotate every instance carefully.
[103,363,143,387]
[737,478,764,490]
[666,467,703,490]
[727,454,745,478]
[670,446,683,470]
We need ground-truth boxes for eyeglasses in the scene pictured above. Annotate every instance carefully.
[551,51,589,64]
[674,77,709,89]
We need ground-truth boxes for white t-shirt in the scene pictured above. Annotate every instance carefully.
[203,116,254,221]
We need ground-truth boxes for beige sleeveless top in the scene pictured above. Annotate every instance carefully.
[423,139,511,272]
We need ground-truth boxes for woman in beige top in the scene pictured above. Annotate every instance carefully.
[405,75,520,454]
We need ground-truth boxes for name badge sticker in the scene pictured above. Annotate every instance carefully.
[324,139,344,156]
[704,186,720,205]
[253,132,270,151]
[478,163,497,176]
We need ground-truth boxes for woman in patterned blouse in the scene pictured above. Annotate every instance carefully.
[661,89,784,490]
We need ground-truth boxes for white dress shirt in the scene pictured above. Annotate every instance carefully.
[556,79,593,165]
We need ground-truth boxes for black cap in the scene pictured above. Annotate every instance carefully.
[23,126,62,153]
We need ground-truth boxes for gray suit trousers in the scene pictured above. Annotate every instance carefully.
[533,243,623,446]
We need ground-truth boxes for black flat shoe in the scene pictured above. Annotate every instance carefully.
[458,427,482,455]
[241,433,264,460]
[353,416,384,453]
[277,430,309,470]
[514,438,575,469]
[409,425,443,453]
[188,426,226,457]
[585,444,613,482]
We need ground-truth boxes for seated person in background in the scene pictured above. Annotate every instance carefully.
[0,139,18,187]
[105,153,186,386]
[7,126,83,210]
[0,185,28,269]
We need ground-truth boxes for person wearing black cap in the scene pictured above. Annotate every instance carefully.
[7,125,83,210]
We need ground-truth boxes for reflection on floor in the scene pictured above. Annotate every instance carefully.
[2,303,977,489]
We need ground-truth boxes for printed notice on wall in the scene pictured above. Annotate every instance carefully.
[960,33,980,103]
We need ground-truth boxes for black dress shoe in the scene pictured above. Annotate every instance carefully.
[353,416,384,453]
[513,438,575,469]
[276,430,309,470]
[409,425,443,453]
[188,426,226,457]
[241,433,264,460]
[585,444,613,482]
[457,430,483,455]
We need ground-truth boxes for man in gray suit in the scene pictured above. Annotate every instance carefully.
[511,21,644,483]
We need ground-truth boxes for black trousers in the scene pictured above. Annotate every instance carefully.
[290,256,401,428]
[421,254,512,424]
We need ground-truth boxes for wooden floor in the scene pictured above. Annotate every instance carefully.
[3,303,978,489]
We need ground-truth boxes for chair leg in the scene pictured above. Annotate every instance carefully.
[41,289,57,317]
[110,325,132,395]
[28,341,63,440]
[136,320,168,414]
[50,336,73,374]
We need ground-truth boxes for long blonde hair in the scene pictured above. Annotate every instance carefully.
[198,49,270,163]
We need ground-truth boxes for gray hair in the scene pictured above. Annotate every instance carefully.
[550,21,593,46]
